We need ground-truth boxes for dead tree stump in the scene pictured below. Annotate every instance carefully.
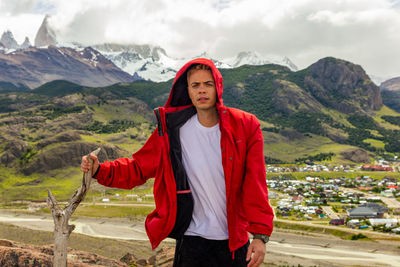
[46,147,100,267]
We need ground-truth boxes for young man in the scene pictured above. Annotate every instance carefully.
[81,58,274,267]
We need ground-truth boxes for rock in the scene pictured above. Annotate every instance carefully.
[36,131,82,149]
[279,129,304,140]
[84,95,101,106]
[120,252,137,265]
[0,138,28,166]
[40,246,54,256]
[340,148,370,163]
[0,240,13,247]
[380,76,400,91]
[325,130,347,143]
[305,57,382,114]
[154,246,175,267]
[34,15,57,47]
[54,94,82,107]
[0,30,19,50]
[271,79,323,115]
[0,239,127,266]
[20,37,31,49]
[0,247,52,267]
[22,142,127,175]
[148,255,156,265]
[136,258,148,266]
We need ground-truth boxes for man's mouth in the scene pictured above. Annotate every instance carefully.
[197,97,209,102]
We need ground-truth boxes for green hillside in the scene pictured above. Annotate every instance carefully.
[382,90,400,113]
[1,57,400,201]
[32,80,85,97]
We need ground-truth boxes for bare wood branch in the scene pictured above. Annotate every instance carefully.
[65,147,101,218]
[46,147,101,267]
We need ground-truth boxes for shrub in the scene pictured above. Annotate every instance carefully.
[350,233,368,240]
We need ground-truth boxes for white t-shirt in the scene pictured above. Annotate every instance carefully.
[179,114,229,240]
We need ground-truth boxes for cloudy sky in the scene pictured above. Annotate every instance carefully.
[0,0,399,80]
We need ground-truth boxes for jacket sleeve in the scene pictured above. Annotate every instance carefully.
[242,116,274,236]
[94,130,160,189]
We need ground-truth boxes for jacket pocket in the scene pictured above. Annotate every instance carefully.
[168,191,194,239]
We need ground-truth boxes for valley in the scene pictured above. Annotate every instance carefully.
[1,56,400,266]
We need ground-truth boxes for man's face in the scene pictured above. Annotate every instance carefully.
[187,69,217,111]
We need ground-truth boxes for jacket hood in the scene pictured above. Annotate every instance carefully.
[164,58,224,108]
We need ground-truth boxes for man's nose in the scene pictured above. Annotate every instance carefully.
[198,84,206,93]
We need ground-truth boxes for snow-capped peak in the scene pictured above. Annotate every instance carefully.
[222,51,298,71]
[34,15,57,47]
[93,43,167,61]
[93,43,300,82]
[281,56,298,71]
[230,51,273,67]
[0,30,19,50]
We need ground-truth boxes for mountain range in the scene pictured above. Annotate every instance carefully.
[92,43,299,82]
[2,15,399,91]
[2,15,399,90]
[0,46,138,89]
[0,16,299,88]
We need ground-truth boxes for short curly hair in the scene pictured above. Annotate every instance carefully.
[187,64,212,81]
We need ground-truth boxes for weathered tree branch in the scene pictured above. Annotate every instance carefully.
[46,147,101,267]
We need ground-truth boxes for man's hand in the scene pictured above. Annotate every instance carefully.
[81,154,100,175]
[246,238,266,267]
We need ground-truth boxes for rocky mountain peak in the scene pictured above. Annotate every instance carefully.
[0,30,19,49]
[282,56,298,71]
[34,15,57,47]
[150,46,168,61]
[20,37,31,49]
[380,76,400,91]
[233,51,270,67]
[93,43,167,61]
[305,57,382,113]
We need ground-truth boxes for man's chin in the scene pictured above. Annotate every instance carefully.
[194,104,216,111]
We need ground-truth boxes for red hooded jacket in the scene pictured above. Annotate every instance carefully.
[94,58,274,252]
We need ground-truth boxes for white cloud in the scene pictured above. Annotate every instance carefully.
[0,0,399,78]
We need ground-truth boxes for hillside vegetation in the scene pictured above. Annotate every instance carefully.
[1,57,400,201]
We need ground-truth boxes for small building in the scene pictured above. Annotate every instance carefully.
[368,218,398,227]
[330,218,345,225]
[359,203,389,216]
[361,165,393,172]
[347,207,379,218]
[358,186,373,191]
[381,190,394,198]
[347,219,361,228]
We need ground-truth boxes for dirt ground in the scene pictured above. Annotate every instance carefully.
[1,209,400,267]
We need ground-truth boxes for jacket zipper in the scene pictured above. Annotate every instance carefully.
[154,108,164,136]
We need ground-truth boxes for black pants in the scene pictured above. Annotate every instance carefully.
[173,235,250,267]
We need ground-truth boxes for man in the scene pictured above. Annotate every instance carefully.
[81,58,274,267]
